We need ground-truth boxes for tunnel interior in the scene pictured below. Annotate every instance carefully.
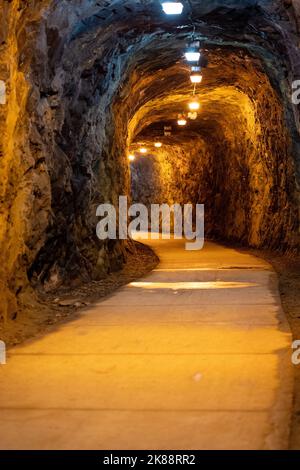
[0,0,300,323]
[130,46,297,248]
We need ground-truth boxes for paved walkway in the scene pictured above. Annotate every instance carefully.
[0,238,293,449]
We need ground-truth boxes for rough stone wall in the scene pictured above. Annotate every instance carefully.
[131,140,211,208]
[0,0,133,322]
[26,21,131,291]
[131,71,298,252]
[0,0,53,322]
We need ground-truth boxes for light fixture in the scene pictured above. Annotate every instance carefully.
[162,2,184,15]
[188,112,198,120]
[190,73,203,84]
[128,154,135,162]
[185,50,201,63]
[139,148,147,154]
[177,117,187,126]
[154,142,162,148]
[188,100,200,111]
[185,41,201,63]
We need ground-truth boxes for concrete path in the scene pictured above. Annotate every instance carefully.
[0,238,294,449]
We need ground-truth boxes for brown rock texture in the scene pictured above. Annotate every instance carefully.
[0,0,300,325]
[131,53,298,248]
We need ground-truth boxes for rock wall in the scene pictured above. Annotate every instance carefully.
[131,57,299,251]
[0,0,53,322]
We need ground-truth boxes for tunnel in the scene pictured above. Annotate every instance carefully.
[1,0,300,451]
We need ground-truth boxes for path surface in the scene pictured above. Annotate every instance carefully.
[0,238,294,450]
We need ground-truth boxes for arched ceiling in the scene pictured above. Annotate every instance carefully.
[37,0,298,145]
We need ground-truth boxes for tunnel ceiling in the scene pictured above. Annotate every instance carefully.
[12,0,296,141]
[41,0,299,132]
[129,48,273,143]
[29,0,298,149]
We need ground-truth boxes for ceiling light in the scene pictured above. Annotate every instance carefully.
[185,50,201,63]
[190,73,203,84]
[139,148,147,154]
[177,118,187,126]
[154,142,162,148]
[162,2,184,15]
[188,100,200,111]
[188,112,198,120]
[128,154,135,162]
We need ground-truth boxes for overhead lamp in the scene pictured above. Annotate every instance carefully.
[139,148,147,154]
[154,142,163,148]
[162,2,184,15]
[188,112,198,120]
[177,117,187,126]
[188,100,200,111]
[128,154,135,162]
[190,73,203,84]
[185,50,201,63]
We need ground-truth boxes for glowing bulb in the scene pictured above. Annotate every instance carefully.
[154,142,162,148]
[139,148,147,154]
[162,2,184,15]
[188,112,198,120]
[190,73,203,84]
[185,51,201,62]
[177,118,187,126]
[128,154,135,162]
[188,100,200,111]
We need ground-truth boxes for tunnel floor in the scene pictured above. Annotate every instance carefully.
[0,239,293,450]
